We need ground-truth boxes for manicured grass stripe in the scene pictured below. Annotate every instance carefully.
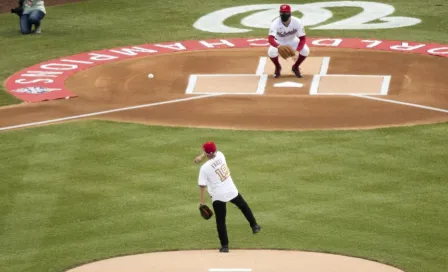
[0,120,447,272]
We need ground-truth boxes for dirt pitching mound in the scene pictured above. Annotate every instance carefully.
[65,250,404,272]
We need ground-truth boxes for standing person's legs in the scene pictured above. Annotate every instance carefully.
[212,200,229,252]
[28,10,46,33]
[20,14,31,34]
[230,193,260,232]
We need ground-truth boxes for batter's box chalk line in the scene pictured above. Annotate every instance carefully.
[185,74,267,95]
[309,74,391,96]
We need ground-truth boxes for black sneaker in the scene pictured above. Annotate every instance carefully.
[274,66,282,78]
[292,66,303,78]
[219,245,229,253]
[252,224,261,234]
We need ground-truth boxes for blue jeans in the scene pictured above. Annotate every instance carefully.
[20,10,45,34]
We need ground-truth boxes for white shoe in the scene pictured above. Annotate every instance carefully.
[35,26,41,34]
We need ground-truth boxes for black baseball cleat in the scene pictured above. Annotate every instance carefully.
[274,66,282,78]
[219,246,229,253]
[292,66,303,78]
[252,224,261,234]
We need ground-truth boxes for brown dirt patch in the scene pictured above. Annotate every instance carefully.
[0,47,447,131]
[65,250,404,272]
[0,0,84,13]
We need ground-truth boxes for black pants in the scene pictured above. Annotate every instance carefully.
[212,193,258,247]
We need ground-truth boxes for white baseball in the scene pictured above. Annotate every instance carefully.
[148,73,154,78]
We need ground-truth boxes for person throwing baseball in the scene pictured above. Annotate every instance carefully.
[194,141,261,253]
[268,4,310,78]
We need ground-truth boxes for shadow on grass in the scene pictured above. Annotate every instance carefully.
[0,27,73,38]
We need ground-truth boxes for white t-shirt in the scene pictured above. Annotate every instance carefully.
[268,17,306,44]
[23,0,46,15]
[198,151,239,202]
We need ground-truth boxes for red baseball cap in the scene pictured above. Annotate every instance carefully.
[203,141,217,154]
[280,4,291,13]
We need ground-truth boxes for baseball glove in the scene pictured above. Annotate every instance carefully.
[278,45,296,59]
[199,204,213,220]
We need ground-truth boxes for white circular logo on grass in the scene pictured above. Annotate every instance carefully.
[193,1,421,33]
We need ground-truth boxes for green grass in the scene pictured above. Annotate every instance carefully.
[1,121,447,272]
[0,1,447,271]
[0,0,448,105]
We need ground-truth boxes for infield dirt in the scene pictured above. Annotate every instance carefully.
[0,47,447,131]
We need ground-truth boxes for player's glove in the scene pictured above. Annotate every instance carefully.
[277,45,296,59]
[199,204,213,220]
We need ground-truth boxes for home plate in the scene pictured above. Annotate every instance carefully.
[274,81,304,88]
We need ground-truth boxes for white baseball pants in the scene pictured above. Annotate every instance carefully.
[268,38,310,58]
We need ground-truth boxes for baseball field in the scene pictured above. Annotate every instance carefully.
[0,1,447,272]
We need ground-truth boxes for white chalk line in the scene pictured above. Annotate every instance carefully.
[0,94,222,132]
[351,94,448,113]
[319,57,330,75]
[185,75,198,94]
[256,57,267,76]
[187,57,268,95]
[309,75,321,95]
[256,75,268,94]
[309,75,391,96]
[185,73,266,95]
[380,76,391,95]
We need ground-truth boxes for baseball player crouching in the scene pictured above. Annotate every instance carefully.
[268,4,310,78]
[194,141,261,253]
